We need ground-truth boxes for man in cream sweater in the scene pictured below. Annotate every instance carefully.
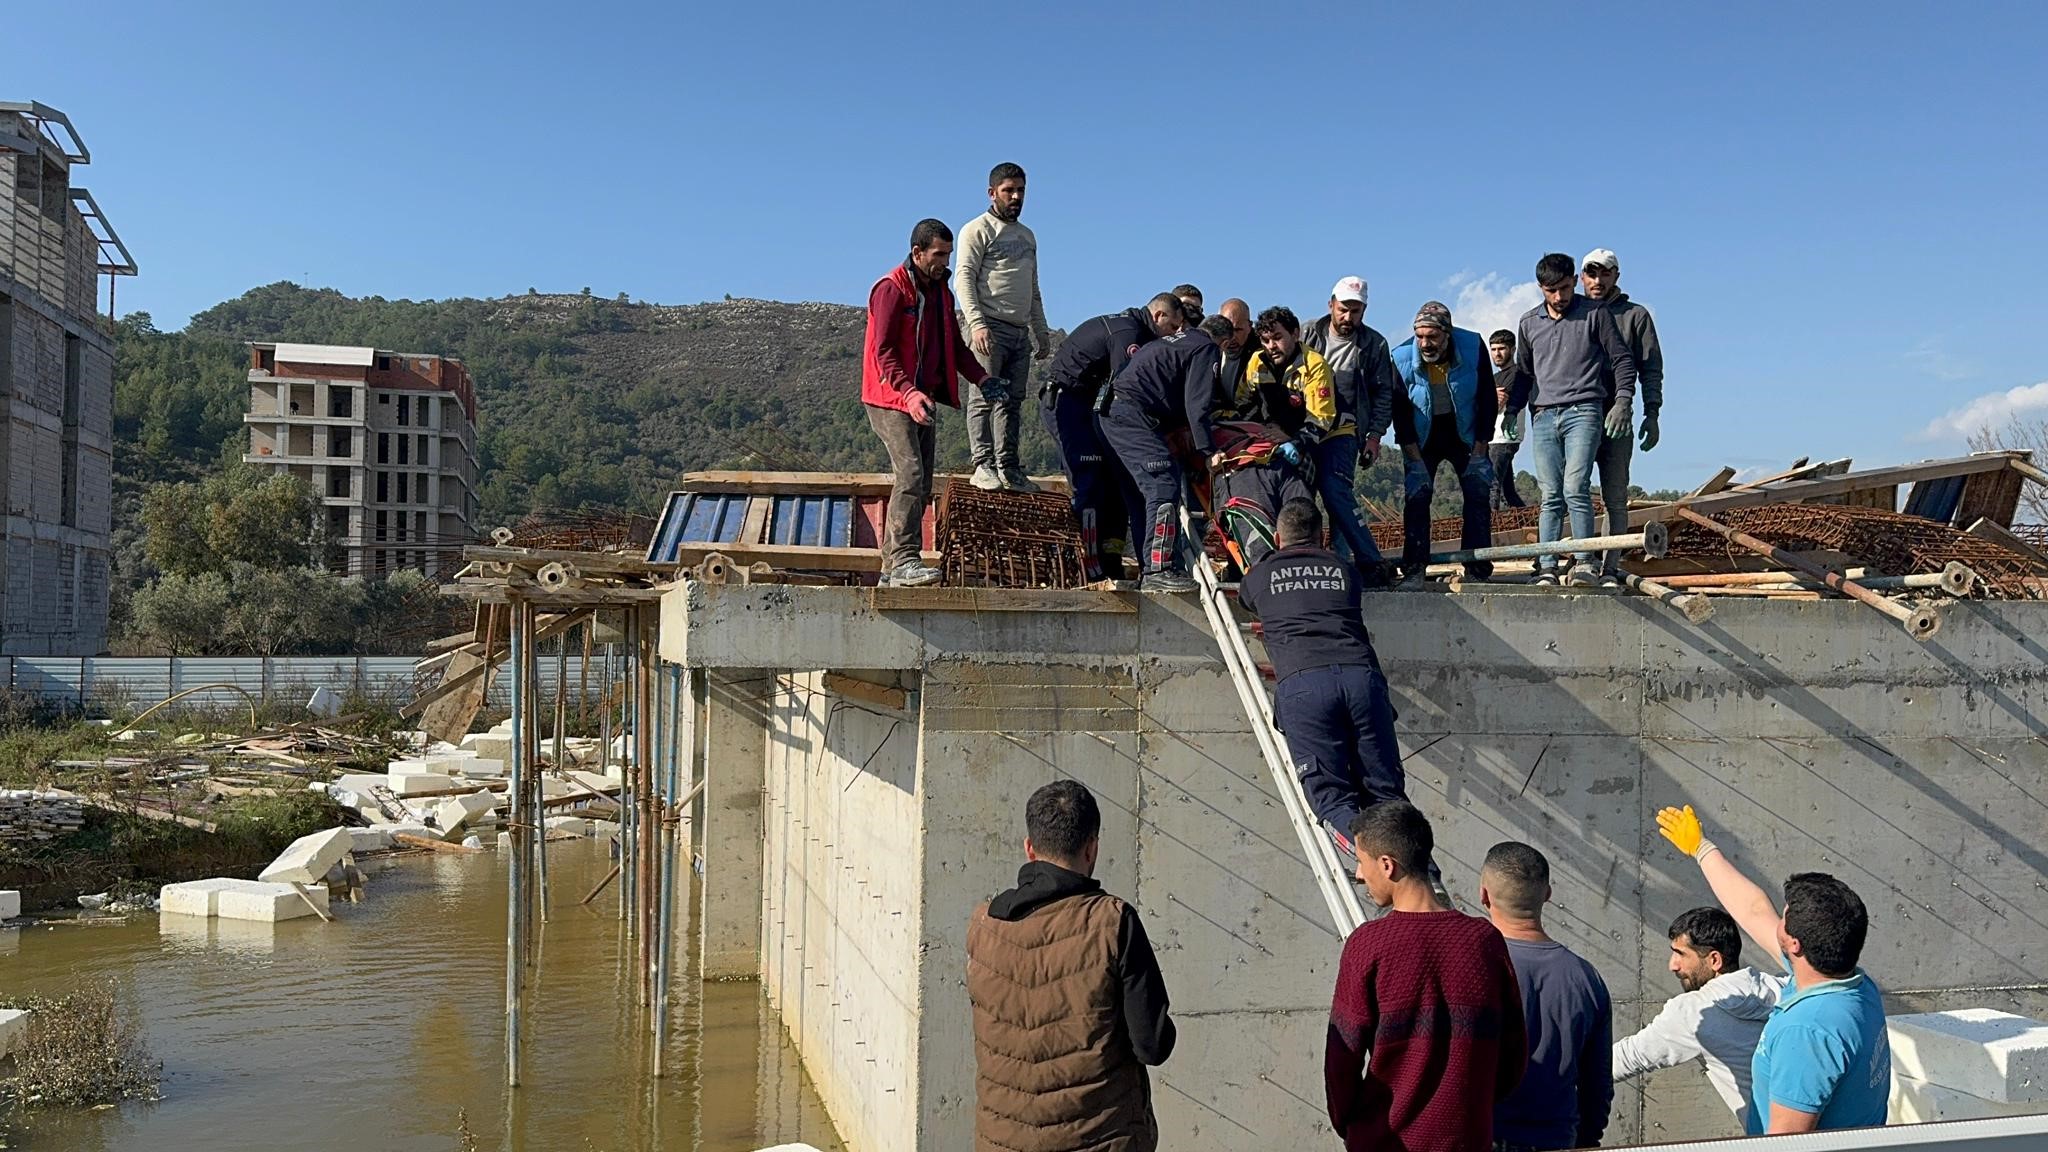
[955,162,1053,491]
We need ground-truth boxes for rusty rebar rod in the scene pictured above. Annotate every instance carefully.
[1673,507,1940,640]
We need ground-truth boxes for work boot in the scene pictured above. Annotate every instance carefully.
[1139,569,1197,593]
[1000,468,1039,493]
[1533,569,1561,587]
[1565,563,1599,588]
[969,465,1002,490]
[1596,569,1622,588]
[881,561,941,588]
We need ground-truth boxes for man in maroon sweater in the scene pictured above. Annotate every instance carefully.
[1326,801,1528,1152]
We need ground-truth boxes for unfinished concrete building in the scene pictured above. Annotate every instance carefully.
[0,102,136,655]
[243,343,480,576]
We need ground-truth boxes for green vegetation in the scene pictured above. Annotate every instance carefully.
[0,981,161,1112]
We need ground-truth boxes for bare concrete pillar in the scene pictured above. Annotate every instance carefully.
[698,670,767,979]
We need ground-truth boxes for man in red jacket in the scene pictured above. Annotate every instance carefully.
[864,218,994,586]
[1326,801,1528,1151]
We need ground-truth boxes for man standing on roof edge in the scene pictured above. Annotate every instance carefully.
[862,217,994,588]
[1391,301,1497,584]
[1582,248,1666,585]
[1517,252,1637,586]
[956,162,1053,493]
[1301,277,1398,579]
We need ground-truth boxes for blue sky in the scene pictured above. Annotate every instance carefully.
[14,1,2046,489]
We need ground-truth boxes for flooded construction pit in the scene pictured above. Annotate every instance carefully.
[0,841,844,1152]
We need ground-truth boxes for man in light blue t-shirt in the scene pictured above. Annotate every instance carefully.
[1656,804,1891,1135]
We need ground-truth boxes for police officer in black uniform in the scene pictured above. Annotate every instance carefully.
[1040,294,1183,580]
[1095,313,1231,592]
[1237,498,1407,851]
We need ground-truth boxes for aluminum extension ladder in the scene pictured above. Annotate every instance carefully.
[1178,505,1368,937]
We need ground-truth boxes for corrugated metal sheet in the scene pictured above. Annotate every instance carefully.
[768,495,852,548]
[647,491,751,563]
[4,654,638,715]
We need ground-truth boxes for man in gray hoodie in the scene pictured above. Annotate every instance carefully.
[956,162,1054,492]
[1615,906,1780,1133]
[1581,248,1666,584]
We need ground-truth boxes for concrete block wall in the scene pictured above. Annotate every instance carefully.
[0,265,116,655]
[672,585,2048,1152]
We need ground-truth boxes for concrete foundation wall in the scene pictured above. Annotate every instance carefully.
[670,584,2048,1152]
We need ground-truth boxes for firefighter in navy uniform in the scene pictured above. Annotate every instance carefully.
[1237,498,1409,853]
[1040,294,1183,580]
[1095,314,1232,592]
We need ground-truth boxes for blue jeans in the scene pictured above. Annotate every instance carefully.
[1528,401,1603,571]
[1310,434,1384,566]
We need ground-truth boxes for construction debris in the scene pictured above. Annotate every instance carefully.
[0,789,85,844]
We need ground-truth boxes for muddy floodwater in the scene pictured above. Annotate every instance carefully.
[0,841,845,1152]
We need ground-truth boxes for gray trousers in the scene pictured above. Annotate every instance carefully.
[966,318,1030,472]
[866,403,935,569]
[1596,423,1633,573]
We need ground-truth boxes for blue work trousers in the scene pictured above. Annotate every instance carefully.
[1273,661,1406,840]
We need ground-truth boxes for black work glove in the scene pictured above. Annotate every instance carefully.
[1603,401,1633,441]
[1638,412,1661,452]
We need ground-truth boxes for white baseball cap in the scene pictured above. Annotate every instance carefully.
[1582,248,1620,272]
[1331,276,1367,304]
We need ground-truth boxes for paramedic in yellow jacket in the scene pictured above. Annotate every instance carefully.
[1237,305,1387,578]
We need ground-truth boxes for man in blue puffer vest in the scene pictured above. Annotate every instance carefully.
[1391,302,1498,582]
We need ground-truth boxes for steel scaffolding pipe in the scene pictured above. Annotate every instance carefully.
[1431,521,1670,566]
[1673,507,1940,640]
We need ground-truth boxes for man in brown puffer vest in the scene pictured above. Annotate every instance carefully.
[967,781,1177,1152]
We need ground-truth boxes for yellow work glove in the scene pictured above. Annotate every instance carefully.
[1656,804,1719,861]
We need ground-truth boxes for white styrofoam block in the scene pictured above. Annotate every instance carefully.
[334,773,389,798]
[435,791,498,837]
[0,1008,27,1060]
[0,889,19,921]
[496,831,511,849]
[568,770,617,794]
[589,819,620,837]
[386,758,442,776]
[259,827,354,885]
[214,879,329,923]
[388,773,457,796]
[454,758,505,778]
[1890,1075,2037,1124]
[159,877,244,918]
[344,827,392,852]
[540,778,574,800]
[544,815,590,837]
[1888,1009,2048,1104]
[465,734,513,761]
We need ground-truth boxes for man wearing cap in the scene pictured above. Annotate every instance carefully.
[1390,302,1497,583]
[1488,330,1533,510]
[1516,253,1638,586]
[1582,248,1666,585]
[1302,276,1398,580]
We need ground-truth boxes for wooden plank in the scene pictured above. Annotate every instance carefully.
[1630,452,2026,527]
[822,671,909,712]
[393,832,485,854]
[400,608,594,718]
[737,493,772,546]
[866,586,1138,614]
[444,585,670,605]
[463,546,657,575]
[1686,466,1738,497]
[1728,457,1816,490]
[1955,467,2024,530]
[678,470,1070,497]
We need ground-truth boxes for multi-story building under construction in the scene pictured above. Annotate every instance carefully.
[242,343,480,576]
[0,101,137,655]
